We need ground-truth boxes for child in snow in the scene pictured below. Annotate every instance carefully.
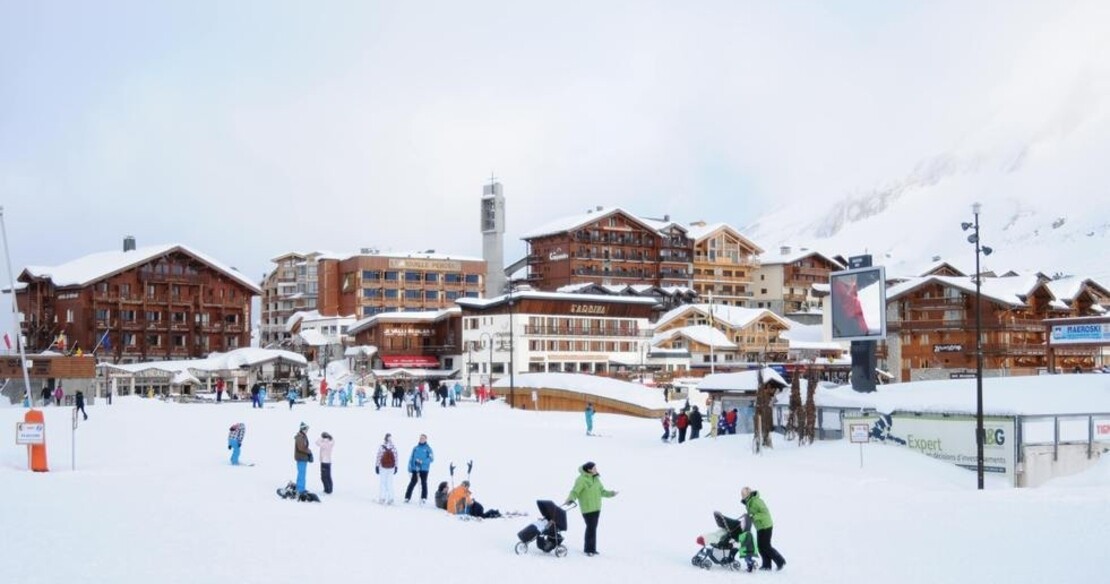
[228,422,245,465]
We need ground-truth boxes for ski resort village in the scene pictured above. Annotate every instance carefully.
[3,2,1109,583]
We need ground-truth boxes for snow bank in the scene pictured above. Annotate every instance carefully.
[494,373,666,409]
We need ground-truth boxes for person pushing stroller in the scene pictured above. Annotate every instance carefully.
[691,511,758,571]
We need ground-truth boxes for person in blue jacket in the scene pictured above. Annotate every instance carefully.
[227,422,245,465]
[404,433,435,504]
[585,403,596,435]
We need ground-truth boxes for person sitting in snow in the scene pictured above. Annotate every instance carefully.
[434,481,450,510]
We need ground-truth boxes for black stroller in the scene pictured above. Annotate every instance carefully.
[514,500,571,557]
[691,511,758,571]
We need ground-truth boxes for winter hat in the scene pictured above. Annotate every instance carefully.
[321,432,332,439]
[582,461,596,472]
[299,422,309,431]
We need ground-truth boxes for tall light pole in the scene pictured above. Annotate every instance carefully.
[508,285,515,409]
[962,202,993,490]
[480,332,494,390]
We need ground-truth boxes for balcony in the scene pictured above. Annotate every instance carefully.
[523,325,646,337]
[788,267,830,279]
[138,271,202,285]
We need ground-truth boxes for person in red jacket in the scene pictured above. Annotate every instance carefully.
[725,408,739,434]
[676,410,689,443]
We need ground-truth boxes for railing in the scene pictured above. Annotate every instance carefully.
[788,267,829,278]
[523,325,647,337]
[138,271,203,285]
[1016,413,1110,462]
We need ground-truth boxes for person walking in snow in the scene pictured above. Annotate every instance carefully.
[41,385,51,407]
[403,389,415,417]
[413,387,424,418]
[74,390,88,421]
[403,434,434,504]
[216,378,225,403]
[294,423,313,495]
[689,406,703,440]
[742,486,786,571]
[228,422,245,465]
[676,410,689,443]
[286,387,297,410]
[564,461,617,556]
[375,433,399,504]
[585,403,595,435]
[53,385,63,406]
[316,432,334,494]
[661,409,672,442]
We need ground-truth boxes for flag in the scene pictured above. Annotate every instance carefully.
[52,333,67,351]
[2,332,10,351]
[94,330,111,353]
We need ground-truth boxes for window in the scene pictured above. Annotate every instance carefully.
[121,310,136,321]
[95,309,110,320]
[146,311,162,322]
[172,285,181,298]
[227,335,240,349]
[122,333,136,347]
[363,288,381,298]
[195,313,209,325]
[384,271,399,281]
[425,290,438,300]
[405,289,421,299]
[173,312,187,323]
[445,273,462,284]
[96,282,109,293]
[224,314,239,324]
[384,289,399,299]
[147,334,162,347]
[362,270,381,281]
[446,291,460,300]
[147,285,156,298]
[464,291,478,298]
[119,284,130,296]
[761,289,767,294]
[405,272,421,282]
[173,335,187,347]
[66,309,74,323]
[425,273,438,282]
[465,274,480,284]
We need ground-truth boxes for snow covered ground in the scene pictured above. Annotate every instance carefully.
[2,394,1107,584]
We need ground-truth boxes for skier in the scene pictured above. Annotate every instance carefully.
[585,403,595,435]
[403,433,434,504]
[564,462,618,556]
[294,423,313,495]
[742,486,785,571]
[689,406,703,440]
[228,422,245,465]
[375,433,399,504]
[74,390,88,421]
[316,432,334,494]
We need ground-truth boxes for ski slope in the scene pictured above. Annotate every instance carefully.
[1,395,1107,583]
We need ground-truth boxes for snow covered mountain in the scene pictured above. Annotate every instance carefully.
[745,2,1110,280]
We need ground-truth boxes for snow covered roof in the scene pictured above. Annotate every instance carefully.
[653,325,737,349]
[492,372,667,410]
[781,323,829,344]
[99,348,308,377]
[348,307,460,335]
[697,367,789,392]
[803,374,1110,416]
[457,290,659,310]
[522,207,687,240]
[297,330,330,347]
[285,310,357,333]
[655,303,790,331]
[171,370,201,385]
[885,275,1045,308]
[757,248,845,269]
[684,222,765,253]
[344,345,378,358]
[21,244,261,293]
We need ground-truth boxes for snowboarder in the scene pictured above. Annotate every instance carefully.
[294,423,313,494]
[689,406,703,440]
[742,486,785,571]
[564,462,617,556]
[375,433,399,504]
[404,434,434,504]
[228,422,245,465]
[74,390,88,420]
[585,403,595,435]
[316,432,334,494]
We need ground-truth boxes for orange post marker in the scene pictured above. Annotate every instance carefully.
[24,409,48,472]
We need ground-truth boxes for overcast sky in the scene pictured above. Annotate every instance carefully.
[1,0,1105,285]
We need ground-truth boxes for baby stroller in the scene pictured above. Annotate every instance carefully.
[691,511,758,571]
[514,500,571,557]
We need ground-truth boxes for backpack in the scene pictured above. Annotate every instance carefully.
[380,447,396,468]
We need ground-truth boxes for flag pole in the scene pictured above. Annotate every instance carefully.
[0,207,35,408]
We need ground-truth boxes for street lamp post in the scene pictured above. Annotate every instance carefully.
[508,285,515,409]
[479,332,494,391]
[962,202,993,491]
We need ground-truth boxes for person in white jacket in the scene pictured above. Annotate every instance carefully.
[375,433,399,504]
[316,432,334,494]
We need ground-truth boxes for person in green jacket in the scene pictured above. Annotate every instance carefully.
[565,462,618,556]
[742,486,785,571]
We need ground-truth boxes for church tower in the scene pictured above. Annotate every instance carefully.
[481,179,507,297]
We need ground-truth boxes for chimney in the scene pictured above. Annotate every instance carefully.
[663,214,670,222]
[932,255,942,262]
[779,245,791,256]
[596,205,603,211]
[123,236,136,252]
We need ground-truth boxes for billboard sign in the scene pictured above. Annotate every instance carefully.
[829,266,887,342]
[16,422,45,445]
[1049,322,1110,345]
[844,413,1016,482]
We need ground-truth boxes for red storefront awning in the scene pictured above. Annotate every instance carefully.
[381,355,441,369]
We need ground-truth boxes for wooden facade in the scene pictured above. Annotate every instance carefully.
[349,309,461,365]
[654,305,791,364]
[888,276,1110,380]
[319,254,485,319]
[689,223,763,307]
[524,208,694,291]
[16,245,258,363]
[500,386,665,419]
